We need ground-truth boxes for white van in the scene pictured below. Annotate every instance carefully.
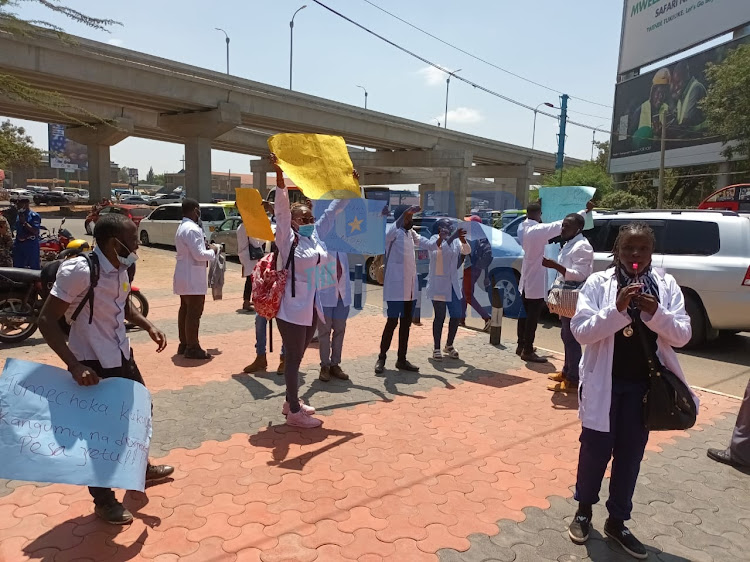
[137,203,227,246]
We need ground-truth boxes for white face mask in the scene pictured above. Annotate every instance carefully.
[116,239,139,268]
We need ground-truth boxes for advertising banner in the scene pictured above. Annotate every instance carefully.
[619,0,750,74]
[48,124,88,171]
[610,35,749,174]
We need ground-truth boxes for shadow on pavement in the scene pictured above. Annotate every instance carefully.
[679,332,750,368]
[550,389,579,410]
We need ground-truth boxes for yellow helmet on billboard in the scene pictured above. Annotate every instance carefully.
[652,68,671,86]
[65,239,91,251]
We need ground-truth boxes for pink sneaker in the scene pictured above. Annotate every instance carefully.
[286,410,323,428]
[282,400,316,416]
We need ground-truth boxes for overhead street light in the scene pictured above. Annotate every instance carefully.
[289,5,307,90]
[356,85,368,109]
[444,69,461,129]
[532,102,555,151]
[215,28,230,75]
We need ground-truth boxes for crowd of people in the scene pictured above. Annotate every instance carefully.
[28,163,750,562]
[0,197,42,268]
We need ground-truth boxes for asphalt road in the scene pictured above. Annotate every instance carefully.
[54,216,750,399]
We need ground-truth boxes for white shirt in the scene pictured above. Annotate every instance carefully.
[173,218,216,296]
[275,187,328,326]
[556,233,594,283]
[51,246,130,369]
[237,223,264,278]
[383,224,430,302]
[571,269,699,433]
[518,211,588,299]
[425,236,471,302]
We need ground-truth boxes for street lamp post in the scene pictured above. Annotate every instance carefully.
[215,28,230,74]
[289,5,307,90]
[532,102,555,151]
[356,85,368,109]
[444,69,461,129]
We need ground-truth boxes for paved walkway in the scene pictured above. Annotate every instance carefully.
[0,249,748,561]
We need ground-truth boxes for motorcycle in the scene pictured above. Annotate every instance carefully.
[39,219,74,264]
[0,249,150,344]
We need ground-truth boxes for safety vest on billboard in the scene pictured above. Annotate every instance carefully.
[676,78,703,125]
[638,101,668,131]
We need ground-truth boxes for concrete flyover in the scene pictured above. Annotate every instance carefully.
[0,30,581,214]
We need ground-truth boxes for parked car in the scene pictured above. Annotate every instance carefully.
[583,209,750,347]
[501,214,526,242]
[120,195,150,205]
[216,200,239,218]
[33,191,70,206]
[209,216,274,257]
[137,203,227,246]
[148,193,183,206]
[50,189,79,203]
[26,185,49,194]
[85,204,152,235]
[8,188,34,201]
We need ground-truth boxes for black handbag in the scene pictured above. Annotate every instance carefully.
[634,316,697,431]
[249,243,264,261]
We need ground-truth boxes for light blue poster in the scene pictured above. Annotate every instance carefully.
[538,186,596,229]
[0,359,152,491]
[313,198,386,255]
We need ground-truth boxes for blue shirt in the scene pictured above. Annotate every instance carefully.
[15,209,41,243]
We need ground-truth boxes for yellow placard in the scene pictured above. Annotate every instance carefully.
[268,134,361,200]
[235,188,274,241]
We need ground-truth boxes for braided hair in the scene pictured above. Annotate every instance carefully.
[610,221,656,268]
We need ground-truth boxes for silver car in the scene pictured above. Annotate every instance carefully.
[209,217,274,257]
[585,210,750,347]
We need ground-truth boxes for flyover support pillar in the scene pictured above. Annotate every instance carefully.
[253,171,268,199]
[65,117,134,203]
[449,166,469,218]
[515,161,535,210]
[418,183,435,211]
[184,137,213,203]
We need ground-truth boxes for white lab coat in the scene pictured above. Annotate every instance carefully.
[571,268,699,433]
[314,200,351,309]
[237,223,264,278]
[424,236,471,301]
[173,218,216,296]
[383,223,430,302]
[556,233,594,283]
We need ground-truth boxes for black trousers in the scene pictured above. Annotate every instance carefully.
[243,276,253,301]
[80,352,148,507]
[178,295,206,347]
[516,291,545,353]
[379,300,415,362]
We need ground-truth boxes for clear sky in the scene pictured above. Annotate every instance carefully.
[3,0,625,177]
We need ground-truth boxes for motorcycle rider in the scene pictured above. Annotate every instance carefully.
[13,197,41,269]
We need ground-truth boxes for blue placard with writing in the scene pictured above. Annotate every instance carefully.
[0,359,152,491]
[313,198,386,255]
[538,186,596,229]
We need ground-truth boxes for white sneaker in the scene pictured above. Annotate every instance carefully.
[282,400,315,416]
[432,349,443,361]
[443,345,460,359]
[286,410,323,428]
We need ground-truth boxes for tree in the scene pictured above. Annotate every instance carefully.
[0,119,43,169]
[702,43,750,161]
[0,1,119,122]
[152,173,165,186]
[118,166,130,183]
[541,141,613,201]
[146,166,155,184]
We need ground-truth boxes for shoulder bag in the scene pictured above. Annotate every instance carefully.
[547,279,583,318]
[635,316,697,431]
[374,238,396,285]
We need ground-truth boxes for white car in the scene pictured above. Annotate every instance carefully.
[8,188,34,200]
[51,189,79,203]
[137,203,228,246]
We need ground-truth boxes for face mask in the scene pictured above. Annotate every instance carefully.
[116,239,139,268]
[298,224,315,238]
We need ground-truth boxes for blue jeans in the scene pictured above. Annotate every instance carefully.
[561,317,581,384]
[255,316,285,357]
[433,290,462,350]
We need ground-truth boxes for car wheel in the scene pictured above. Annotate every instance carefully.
[486,267,523,319]
[365,257,379,285]
[85,220,93,235]
[682,292,706,348]
[140,230,151,246]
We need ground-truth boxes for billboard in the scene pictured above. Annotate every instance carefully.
[618,0,750,75]
[610,35,749,174]
[48,124,88,171]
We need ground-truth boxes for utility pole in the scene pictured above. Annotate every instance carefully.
[555,94,569,186]
[658,119,666,208]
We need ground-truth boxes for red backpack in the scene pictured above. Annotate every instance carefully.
[251,239,297,319]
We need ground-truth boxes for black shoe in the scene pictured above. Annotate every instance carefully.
[177,343,187,355]
[604,519,648,559]
[516,345,536,356]
[184,346,212,360]
[395,360,420,372]
[521,351,548,364]
[146,464,174,482]
[95,501,133,525]
[374,358,385,374]
[707,448,748,469]
[568,512,591,545]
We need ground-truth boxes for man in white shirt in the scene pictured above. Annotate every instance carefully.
[173,199,218,360]
[542,213,594,392]
[517,199,594,363]
[38,213,171,525]
[317,249,351,381]
[237,222,263,312]
[375,205,430,374]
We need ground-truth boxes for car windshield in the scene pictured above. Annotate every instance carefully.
[200,207,226,222]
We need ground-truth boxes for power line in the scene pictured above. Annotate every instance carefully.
[360,0,613,110]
